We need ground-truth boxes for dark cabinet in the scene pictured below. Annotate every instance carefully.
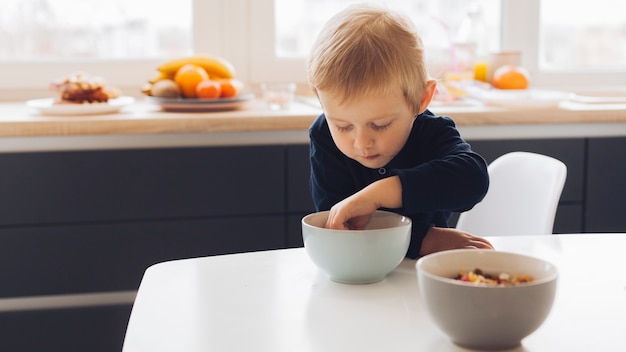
[0,215,285,298]
[0,146,287,297]
[0,305,132,352]
[585,137,626,232]
[0,146,285,226]
[287,144,315,247]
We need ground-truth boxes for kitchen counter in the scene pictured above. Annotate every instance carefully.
[1,98,626,152]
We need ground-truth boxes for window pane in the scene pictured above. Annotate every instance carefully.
[274,0,500,78]
[0,0,192,60]
[540,0,626,71]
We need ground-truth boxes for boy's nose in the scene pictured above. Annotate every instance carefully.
[353,129,374,151]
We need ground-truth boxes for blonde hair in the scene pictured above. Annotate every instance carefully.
[307,3,430,114]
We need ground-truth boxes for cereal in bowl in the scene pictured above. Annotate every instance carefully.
[454,268,534,286]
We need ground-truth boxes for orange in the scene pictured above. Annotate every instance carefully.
[491,65,530,90]
[174,64,209,98]
[196,80,222,99]
[218,78,243,98]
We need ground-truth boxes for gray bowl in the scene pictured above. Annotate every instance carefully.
[417,249,558,350]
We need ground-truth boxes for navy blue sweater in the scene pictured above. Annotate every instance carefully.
[309,109,489,259]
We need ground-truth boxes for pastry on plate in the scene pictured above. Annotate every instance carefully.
[50,72,120,104]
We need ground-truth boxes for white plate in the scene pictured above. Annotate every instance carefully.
[145,93,255,112]
[26,96,135,116]
[568,93,626,104]
[470,89,570,108]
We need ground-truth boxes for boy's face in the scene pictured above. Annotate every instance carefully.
[318,88,416,169]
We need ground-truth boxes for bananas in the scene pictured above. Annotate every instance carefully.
[143,54,238,98]
[157,54,236,79]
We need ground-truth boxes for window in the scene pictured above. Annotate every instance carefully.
[501,0,626,87]
[271,0,626,74]
[1,0,625,99]
[259,0,626,88]
[249,0,496,84]
[272,0,501,80]
[539,0,626,71]
[0,0,197,94]
[0,0,191,60]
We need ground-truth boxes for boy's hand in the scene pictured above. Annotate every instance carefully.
[419,227,494,257]
[325,176,403,230]
[324,194,377,230]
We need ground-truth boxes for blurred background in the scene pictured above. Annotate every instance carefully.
[1,0,625,95]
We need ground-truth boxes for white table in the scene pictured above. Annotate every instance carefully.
[123,234,626,352]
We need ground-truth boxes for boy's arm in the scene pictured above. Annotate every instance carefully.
[324,177,495,258]
[309,116,356,211]
[393,116,489,214]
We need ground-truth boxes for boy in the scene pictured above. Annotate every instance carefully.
[306,4,493,259]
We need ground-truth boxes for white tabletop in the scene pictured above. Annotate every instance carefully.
[123,234,626,352]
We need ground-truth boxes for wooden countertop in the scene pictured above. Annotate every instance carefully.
[0,99,320,137]
[2,97,626,138]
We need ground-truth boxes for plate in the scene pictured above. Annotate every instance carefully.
[146,93,255,112]
[26,96,135,116]
[568,93,626,104]
[469,88,570,108]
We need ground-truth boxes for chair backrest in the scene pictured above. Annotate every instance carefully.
[455,151,567,236]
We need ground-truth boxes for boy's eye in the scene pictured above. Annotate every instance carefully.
[336,125,353,132]
[371,123,391,131]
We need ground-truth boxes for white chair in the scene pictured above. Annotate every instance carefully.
[455,151,567,236]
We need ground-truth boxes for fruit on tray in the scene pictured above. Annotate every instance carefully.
[143,54,243,99]
[492,65,530,90]
[174,64,210,98]
[196,80,222,99]
[217,78,243,98]
[149,79,181,99]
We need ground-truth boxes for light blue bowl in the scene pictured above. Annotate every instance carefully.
[302,210,411,284]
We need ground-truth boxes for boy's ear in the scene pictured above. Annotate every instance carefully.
[417,80,437,115]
